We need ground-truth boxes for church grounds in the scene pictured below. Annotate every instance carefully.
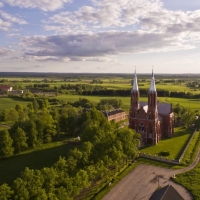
[139,127,194,160]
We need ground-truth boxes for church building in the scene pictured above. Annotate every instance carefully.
[129,71,174,145]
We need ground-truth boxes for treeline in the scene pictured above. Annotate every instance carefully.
[0,97,124,158]
[82,89,200,99]
[0,108,140,199]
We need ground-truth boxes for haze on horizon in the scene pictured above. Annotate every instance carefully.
[0,0,200,74]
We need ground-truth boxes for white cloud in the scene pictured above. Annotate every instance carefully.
[43,0,163,33]
[0,2,4,7]
[2,0,73,11]
[0,11,27,25]
[0,18,12,31]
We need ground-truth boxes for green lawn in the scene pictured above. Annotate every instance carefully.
[175,162,200,200]
[0,142,72,185]
[139,127,193,160]
[0,98,30,113]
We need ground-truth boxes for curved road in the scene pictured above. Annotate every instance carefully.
[103,150,200,200]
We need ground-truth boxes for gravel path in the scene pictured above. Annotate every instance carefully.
[103,149,200,200]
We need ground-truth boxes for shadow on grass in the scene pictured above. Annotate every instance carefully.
[0,144,72,185]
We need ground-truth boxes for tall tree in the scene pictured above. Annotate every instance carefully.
[12,127,28,153]
[0,129,14,158]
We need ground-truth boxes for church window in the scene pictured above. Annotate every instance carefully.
[149,123,153,133]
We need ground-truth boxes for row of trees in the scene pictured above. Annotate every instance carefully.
[0,108,140,199]
[81,89,200,99]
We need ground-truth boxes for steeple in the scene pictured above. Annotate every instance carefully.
[132,69,138,92]
[149,69,156,92]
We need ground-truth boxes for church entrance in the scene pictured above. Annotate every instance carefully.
[147,138,152,145]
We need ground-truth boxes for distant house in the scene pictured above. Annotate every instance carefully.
[149,185,184,200]
[102,109,127,122]
[0,85,13,92]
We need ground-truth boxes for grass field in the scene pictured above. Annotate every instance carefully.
[0,98,30,113]
[0,142,72,185]
[57,94,200,112]
[139,127,193,160]
[0,94,200,114]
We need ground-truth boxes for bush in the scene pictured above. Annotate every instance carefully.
[159,151,170,156]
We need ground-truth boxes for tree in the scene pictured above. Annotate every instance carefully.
[0,184,13,200]
[12,127,28,153]
[181,109,196,128]
[97,98,122,110]
[15,104,28,122]
[0,129,14,158]
[116,127,140,159]
[3,108,19,123]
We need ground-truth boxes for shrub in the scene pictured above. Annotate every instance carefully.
[159,151,170,156]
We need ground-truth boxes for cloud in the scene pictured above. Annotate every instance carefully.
[0,46,14,57]
[0,11,27,24]
[0,2,4,7]
[18,30,195,63]
[2,0,73,11]
[43,0,163,33]
[0,11,27,31]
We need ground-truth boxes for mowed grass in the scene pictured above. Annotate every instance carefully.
[175,162,200,199]
[0,98,30,113]
[0,142,72,185]
[139,127,193,160]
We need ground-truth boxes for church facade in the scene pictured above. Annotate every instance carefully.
[129,71,174,145]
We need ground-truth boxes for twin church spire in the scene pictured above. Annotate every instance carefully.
[131,69,156,93]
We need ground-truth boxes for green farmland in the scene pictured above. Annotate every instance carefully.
[0,95,200,114]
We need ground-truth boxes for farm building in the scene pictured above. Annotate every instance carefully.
[0,85,13,92]
[129,70,174,145]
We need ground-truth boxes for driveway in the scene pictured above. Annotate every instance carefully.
[103,150,200,200]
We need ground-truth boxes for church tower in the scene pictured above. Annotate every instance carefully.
[147,70,159,144]
[130,70,140,112]
[129,70,140,129]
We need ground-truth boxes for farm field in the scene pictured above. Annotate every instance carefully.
[139,127,193,160]
[0,94,200,114]
[57,94,200,112]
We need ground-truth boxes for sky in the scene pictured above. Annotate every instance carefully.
[0,0,200,74]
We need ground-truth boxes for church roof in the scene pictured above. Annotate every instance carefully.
[131,70,138,92]
[149,185,184,200]
[149,70,156,92]
[140,102,171,115]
